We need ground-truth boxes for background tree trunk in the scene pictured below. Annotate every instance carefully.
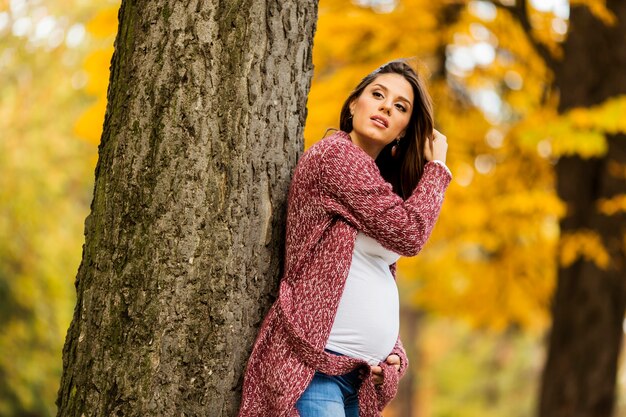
[55,0,318,415]
[539,1,626,416]
[394,306,422,417]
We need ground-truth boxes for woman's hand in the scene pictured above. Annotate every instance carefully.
[423,128,448,164]
[359,354,401,385]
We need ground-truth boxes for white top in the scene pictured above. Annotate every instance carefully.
[325,231,402,365]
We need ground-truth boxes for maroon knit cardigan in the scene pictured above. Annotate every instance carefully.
[237,130,452,417]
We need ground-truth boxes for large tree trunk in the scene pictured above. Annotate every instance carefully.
[55,1,318,415]
[539,1,626,416]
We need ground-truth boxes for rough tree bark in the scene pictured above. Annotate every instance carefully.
[56,0,318,415]
[539,1,626,416]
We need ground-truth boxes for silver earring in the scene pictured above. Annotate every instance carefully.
[391,138,401,157]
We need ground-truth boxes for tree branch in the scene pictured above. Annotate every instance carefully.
[492,0,557,70]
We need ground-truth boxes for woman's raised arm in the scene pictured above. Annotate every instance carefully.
[318,139,452,257]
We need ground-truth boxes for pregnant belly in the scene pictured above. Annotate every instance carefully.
[325,261,400,365]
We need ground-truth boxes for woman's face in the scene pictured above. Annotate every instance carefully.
[348,73,414,159]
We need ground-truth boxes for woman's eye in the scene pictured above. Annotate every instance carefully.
[396,104,406,112]
[373,91,383,98]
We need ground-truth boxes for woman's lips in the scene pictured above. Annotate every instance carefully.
[370,116,387,129]
[371,119,387,129]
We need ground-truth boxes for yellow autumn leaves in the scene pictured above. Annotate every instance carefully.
[518,95,626,158]
[73,6,117,146]
[73,0,624,336]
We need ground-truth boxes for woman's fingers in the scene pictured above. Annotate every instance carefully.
[424,137,433,160]
[371,365,383,385]
[385,354,401,372]
[359,362,398,385]
[429,128,448,163]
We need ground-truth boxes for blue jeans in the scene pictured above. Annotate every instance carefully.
[295,349,362,417]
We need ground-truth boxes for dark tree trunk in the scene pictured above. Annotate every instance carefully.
[394,307,423,417]
[55,0,318,415]
[539,1,626,416]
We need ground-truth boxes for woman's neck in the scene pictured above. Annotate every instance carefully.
[348,131,384,160]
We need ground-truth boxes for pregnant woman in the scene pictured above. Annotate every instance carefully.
[237,58,451,417]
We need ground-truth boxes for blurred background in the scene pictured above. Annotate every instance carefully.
[1,0,624,415]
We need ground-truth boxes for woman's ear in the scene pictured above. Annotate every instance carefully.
[349,99,356,116]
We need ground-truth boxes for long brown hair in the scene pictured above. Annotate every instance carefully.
[337,59,434,200]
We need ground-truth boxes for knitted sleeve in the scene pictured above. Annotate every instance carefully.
[318,139,452,257]
[431,159,452,177]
